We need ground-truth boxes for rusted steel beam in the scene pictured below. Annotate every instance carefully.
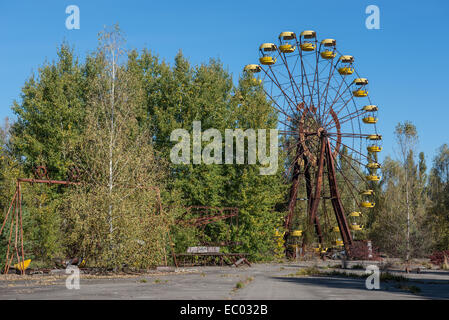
[285,144,303,230]
[308,135,326,226]
[17,178,81,185]
[324,137,353,252]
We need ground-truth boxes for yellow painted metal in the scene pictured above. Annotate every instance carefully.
[321,39,336,46]
[259,43,277,51]
[367,145,382,153]
[338,67,354,75]
[300,30,316,38]
[353,89,368,97]
[279,31,296,40]
[339,55,354,63]
[349,211,361,217]
[354,78,368,85]
[367,134,382,140]
[361,189,374,196]
[363,116,378,124]
[321,50,336,59]
[350,224,362,231]
[279,44,296,53]
[292,230,303,237]
[78,258,86,268]
[300,43,316,51]
[13,259,31,271]
[259,56,276,65]
[363,105,378,112]
[361,201,375,208]
[366,174,381,181]
[366,162,381,169]
[244,64,261,73]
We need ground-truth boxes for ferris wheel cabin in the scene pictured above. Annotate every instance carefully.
[278,31,297,53]
[259,43,277,65]
[299,30,316,51]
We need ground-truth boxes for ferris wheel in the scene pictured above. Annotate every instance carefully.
[244,30,382,255]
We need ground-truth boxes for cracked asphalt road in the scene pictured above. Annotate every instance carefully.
[1,262,448,300]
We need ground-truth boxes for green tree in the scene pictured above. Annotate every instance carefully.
[428,144,449,250]
[61,26,172,269]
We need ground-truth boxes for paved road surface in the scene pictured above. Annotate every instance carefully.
[1,262,448,300]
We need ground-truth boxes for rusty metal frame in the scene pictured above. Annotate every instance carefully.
[0,166,164,275]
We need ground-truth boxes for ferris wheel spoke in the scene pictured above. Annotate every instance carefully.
[321,74,354,126]
[284,147,308,179]
[330,143,366,186]
[295,39,315,108]
[325,107,367,131]
[263,89,298,128]
[318,61,338,123]
[307,48,321,118]
[261,66,298,117]
[277,51,304,104]
[327,132,370,138]
[320,78,347,125]
[329,141,369,168]
[328,136,368,162]
[333,158,362,207]
[327,92,359,126]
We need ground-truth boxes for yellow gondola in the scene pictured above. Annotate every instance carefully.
[367,134,382,140]
[244,64,262,84]
[354,78,368,85]
[338,55,354,75]
[366,174,381,181]
[367,145,382,153]
[366,162,381,169]
[320,39,336,59]
[353,90,368,97]
[350,224,363,231]
[361,189,374,196]
[259,43,277,65]
[353,78,368,97]
[363,105,378,112]
[243,64,261,73]
[349,211,361,217]
[278,31,296,53]
[361,201,375,208]
[299,30,316,51]
[292,230,303,237]
[362,116,378,124]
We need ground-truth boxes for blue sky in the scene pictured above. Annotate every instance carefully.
[1,0,448,165]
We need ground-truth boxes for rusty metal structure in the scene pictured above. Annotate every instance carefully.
[0,166,81,274]
[245,31,381,255]
[174,206,248,267]
[0,165,164,274]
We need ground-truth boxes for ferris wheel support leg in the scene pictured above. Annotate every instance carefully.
[308,135,326,243]
[324,138,353,254]
[285,160,301,231]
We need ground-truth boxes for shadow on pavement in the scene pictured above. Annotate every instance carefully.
[272,275,449,300]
